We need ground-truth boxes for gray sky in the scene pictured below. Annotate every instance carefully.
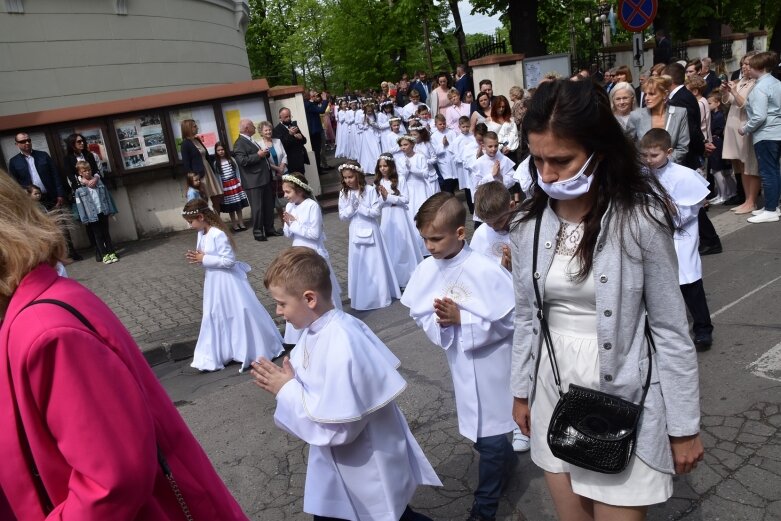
[457,1,502,34]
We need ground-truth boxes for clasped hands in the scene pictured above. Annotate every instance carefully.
[434,297,460,327]
[251,357,295,396]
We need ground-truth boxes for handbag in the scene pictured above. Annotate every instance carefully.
[9,299,195,520]
[531,212,655,474]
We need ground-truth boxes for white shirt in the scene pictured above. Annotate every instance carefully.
[23,154,46,193]
[469,224,511,265]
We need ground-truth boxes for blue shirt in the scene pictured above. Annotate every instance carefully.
[744,72,781,143]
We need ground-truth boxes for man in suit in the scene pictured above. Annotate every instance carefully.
[233,119,280,242]
[665,63,723,256]
[635,70,649,107]
[272,107,308,175]
[653,29,671,65]
[8,131,66,209]
[409,70,431,105]
[700,57,722,96]
[304,90,330,174]
[8,131,82,259]
[454,64,473,101]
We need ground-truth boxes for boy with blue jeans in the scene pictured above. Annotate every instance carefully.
[402,193,516,521]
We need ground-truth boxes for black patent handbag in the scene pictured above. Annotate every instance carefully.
[531,212,655,474]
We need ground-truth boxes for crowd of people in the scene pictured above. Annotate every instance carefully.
[3,49,780,521]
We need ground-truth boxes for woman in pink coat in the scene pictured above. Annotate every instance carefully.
[0,170,248,520]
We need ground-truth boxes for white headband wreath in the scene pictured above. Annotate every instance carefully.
[378,153,394,162]
[281,174,313,193]
[338,163,364,174]
[396,134,415,145]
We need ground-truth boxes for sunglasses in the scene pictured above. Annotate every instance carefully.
[76,139,85,143]
[16,138,31,144]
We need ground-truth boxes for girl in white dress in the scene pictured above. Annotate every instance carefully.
[357,102,382,173]
[374,154,423,288]
[410,124,441,196]
[281,173,342,343]
[346,100,359,160]
[381,118,403,158]
[395,135,433,257]
[334,99,349,158]
[182,199,283,372]
[376,100,395,152]
[337,161,401,310]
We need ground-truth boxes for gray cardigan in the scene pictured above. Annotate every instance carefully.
[625,105,690,165]
[510,202,701,473]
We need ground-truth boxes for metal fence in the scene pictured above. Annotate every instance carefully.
[466,35,507,61]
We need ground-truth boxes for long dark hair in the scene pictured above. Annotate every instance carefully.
[518,79,675,281]
[65,133,99,171]
[375,155,400,195]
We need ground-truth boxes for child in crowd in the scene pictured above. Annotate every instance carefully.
[402,89,423,124]
[451,116,473,198]
[346,99,359,160]
[182,198,283,371]
[358,102,382,173]
[401,193,516,521]
[251,247,441,521]
[186,172,205,202]
[335,99,350,158]
[470,182,531,453]
[706,92,737,204]
[73,160,119,264]
[377,100,397,151]
[381,118,404,157]
[430,114,459,194]
[640,129,715,350]
[281,172,342,344]
[460,122,489,215]
[213,142,249,232]
[411,124,441,195]
[416,105,434,132]
[338,161,401,310]
[469,131,516,227]
[375,153,424,287]
[395,135,434,257]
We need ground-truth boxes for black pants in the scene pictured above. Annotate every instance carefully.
[246,183,275,238]
[464,187,474,214]
[441,178,458,194]
[314,506,432,521]
[698,208,721,248]
[88,213,114,257]
[680,279,713,339]
[311,131,324,170]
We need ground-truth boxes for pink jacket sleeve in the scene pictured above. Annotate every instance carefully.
[25,327,158,520]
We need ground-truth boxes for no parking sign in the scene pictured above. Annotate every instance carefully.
[618,0,657,32]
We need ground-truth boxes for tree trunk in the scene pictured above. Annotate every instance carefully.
[770,3,781,53]
[447,0,469,65]
[508,0,545,57]
[423,15,434,72]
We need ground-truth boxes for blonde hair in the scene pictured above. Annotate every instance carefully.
[509,85,523,100]
[0,170,67,314]
[181,199,236,250]
[264,246,332,299]
[644,75,672,95]
[180,119,198,139]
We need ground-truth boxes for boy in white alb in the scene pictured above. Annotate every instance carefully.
[640,129,715,350]
[468,131,516,227]
[460,123,488,215]
[430,114,459,193]
[252,247,441,521]
[470,182,530,453]
[450,116,473,196]
[401,193,516,521]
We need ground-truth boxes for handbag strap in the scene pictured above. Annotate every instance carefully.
[531,212,655,405]
[12,298,193,520]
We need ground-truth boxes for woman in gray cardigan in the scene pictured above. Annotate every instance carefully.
[510,80,703,520]
[625,75,690,164]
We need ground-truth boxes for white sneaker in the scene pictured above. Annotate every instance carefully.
[512,428,530,452]
[708,196,724,205]
[747,210,781,223]
[752,207,780,216]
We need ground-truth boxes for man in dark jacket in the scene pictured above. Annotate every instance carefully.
[304,90,330,174]
[272,107,308,175]
[233,119,279,241]
[8,131,66,209]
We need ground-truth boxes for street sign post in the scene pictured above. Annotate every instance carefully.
[633,32,645,68]
[618,0,657,32]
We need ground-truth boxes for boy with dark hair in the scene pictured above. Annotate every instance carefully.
[253,247,441,521]
[401,193,516,521]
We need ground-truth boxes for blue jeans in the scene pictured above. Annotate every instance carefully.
[754,140,781,211]
[472,432,515,520]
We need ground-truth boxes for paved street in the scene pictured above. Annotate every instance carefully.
[66,204,781,520]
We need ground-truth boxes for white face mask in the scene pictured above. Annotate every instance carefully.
[537,153,597,200]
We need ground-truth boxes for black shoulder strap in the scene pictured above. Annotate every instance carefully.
[24,299,96,332]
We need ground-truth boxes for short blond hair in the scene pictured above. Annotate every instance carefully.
[415,192,465,231]
[264,247,332,299]
[0,170,67,313]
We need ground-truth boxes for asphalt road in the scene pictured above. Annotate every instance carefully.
[152,206,781,521]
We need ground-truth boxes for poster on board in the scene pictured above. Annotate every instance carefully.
[522,53,572,89]
[113,113,169,170]
[169,105,220,158]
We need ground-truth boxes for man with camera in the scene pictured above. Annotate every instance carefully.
[272,107,308,175]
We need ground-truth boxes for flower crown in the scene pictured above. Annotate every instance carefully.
[338,163,364,174]
[378,153,394,162]
[281,174,313,193]
[407,123,424,131]
[181,208,203,216]
[396,134,415,145]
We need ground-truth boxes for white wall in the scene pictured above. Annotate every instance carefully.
[471,59,525,100]
[0,0,251,116]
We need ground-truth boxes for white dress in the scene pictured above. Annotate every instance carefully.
[530,219,673,506]
[275,309,441,520]
[282,198,343,343]
[395,152,433,257]
[335,109,349,158]
[358,114,382,174]
[345,109,358,160]
[378,177,423,287]
[191,227,283,371]
[414,142,441,195]
[338,185,402,310]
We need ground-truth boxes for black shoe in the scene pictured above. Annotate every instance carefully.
[70,251,83,261]
[254,235,267,242]
[698,243,723,256]
[694,335,713,352]
[724,195,745,206]
[266,229,283,237]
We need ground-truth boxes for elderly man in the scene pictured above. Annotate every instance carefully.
[232,119,279,242]
[272,107,308,175]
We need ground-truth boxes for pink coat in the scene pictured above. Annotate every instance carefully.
[0,265,248,520]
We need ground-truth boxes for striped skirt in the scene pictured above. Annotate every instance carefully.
[218,160,249,213]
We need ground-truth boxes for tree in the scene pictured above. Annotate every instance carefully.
[470,0,546,57]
